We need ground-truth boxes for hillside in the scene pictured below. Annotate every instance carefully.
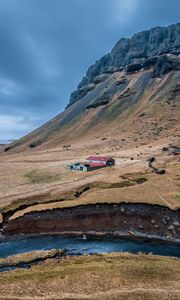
[4,22,180,153]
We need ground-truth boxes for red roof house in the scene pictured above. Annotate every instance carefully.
[68,155,115,172]
[86,155,115,166]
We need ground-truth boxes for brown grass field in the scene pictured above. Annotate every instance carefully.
[0,136,179,223]
[0,252,180,299]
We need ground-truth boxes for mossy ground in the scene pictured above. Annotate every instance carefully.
[24,170,63,184]
[174,194,180,201]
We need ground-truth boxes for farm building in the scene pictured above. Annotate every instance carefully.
[68,155,115,172]
[86,155,115,166]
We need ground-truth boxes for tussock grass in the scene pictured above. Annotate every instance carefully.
[0,253,179,299]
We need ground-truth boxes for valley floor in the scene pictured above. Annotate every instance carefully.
[0,137,179,300]
[0,137,179,220]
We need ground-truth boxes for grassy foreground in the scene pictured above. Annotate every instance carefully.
[0,252,180,299]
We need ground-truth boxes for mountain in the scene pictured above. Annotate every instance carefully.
[68,23,180,107]
[5,23,180,152]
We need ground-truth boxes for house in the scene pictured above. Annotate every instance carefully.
[86,155,115,166]
[68,155,115,172]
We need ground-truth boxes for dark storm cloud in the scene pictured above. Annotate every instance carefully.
[0,0,180,140]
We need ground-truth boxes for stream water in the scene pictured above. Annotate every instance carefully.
[0,235,180,258]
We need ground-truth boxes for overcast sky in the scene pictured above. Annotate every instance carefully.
[0,0,180,141]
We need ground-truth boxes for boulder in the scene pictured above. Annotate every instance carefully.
[121,207,125,213]
[162,218,167,225]
[162,145,180,155]
[173,221,180,227]
[154,224,159,229]
[168,225,176,235]
[148,157,155,163]
[153,168,166,175]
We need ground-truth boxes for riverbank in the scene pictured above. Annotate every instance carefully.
[1,203,180,245]
[0,252,179,299]
[0,249,65,271]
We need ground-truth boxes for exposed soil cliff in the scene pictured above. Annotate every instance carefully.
[2,203,180,244]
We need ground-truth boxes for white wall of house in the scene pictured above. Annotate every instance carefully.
[68,163,88,171]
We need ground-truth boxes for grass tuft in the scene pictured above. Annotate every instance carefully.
[174,194,180,201]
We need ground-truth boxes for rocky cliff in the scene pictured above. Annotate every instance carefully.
[68,23,180,107]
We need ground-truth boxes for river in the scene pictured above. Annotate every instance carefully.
[0,235,179,258]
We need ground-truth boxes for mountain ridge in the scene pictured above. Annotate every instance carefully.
[68,22,180,107]
[4,22,180,153]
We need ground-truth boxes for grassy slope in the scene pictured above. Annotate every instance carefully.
[4,69,180,153]
[0,253,180,299]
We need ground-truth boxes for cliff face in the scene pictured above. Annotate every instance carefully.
[68,23,180,106]
[3,203,180,243]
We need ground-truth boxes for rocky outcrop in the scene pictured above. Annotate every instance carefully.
[2,203,180,244]
[168,83,180,101]
[151,54,180,77]
[67,83,96,108]
[68,23,180,107]
[86,100,109,109]
[162,145,180,155]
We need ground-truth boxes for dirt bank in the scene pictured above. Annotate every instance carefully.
[2,203,180,243]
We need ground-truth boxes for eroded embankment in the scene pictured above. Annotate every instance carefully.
[0,178,148,232]
[2,203,180,243]
[0,249,65,270]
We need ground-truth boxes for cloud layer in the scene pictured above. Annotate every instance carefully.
[0,0,179,140]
